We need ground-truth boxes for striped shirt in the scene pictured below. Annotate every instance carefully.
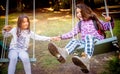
[2,27,51,50]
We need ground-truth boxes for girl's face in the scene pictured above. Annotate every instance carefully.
[21,18,29,30]
[76,8,83,20]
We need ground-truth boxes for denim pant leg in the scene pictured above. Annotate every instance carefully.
[19,50,31,74]
[8,50,18,74]
[84,35,95,59]
[65,39,82,54]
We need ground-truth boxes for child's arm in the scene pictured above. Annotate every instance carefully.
[100,16,114,31]
[60,23,80,40]
[30,31,52,41]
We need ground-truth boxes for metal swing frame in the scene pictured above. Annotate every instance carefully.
[71,0,119,54]
[0,0,36,63]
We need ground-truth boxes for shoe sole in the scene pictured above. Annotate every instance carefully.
[81,69,89,73]
[72,56,89,73]
[48,42,66,63]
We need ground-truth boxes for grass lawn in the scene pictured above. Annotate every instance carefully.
[0,8,120,74]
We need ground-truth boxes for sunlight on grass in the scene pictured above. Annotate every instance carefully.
[9,18,18,22]
[40,55,60,68]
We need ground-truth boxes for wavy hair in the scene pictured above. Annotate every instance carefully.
[76,3,106,37]
[17,14,30,37]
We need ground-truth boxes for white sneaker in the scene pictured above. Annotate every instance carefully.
[48,42,68,63]
[72,56,90,73]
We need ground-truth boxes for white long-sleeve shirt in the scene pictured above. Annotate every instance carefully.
[2,27,51,50]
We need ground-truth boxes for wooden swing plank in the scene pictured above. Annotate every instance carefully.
[0,41,36,63]
[0,58,9,62]
[76,36,118,55]
[0,58,36,63]
[29,58,37,63]
[0,41,8,50]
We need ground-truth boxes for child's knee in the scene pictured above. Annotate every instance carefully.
[22,58,29,62]
[85,35,94,43]
[85,35,92,40]
[8,50,18,61]
[20,55,29,62]
[9,56,18,62]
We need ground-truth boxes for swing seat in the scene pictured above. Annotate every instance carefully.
[0,41,8,50]
[76,36,119,55]
[0,41,37,63]
[29,58,37,63]
[0,58,36,63]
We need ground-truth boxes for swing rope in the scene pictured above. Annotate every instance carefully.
[5,0,9,26]
[1,0,9,59]
[71,0,80,40]
[104,0,120,50]
[104,0,114,37]
[32,0,36,59]
[71,0,76,39]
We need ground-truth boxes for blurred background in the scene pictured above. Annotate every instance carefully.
[0,0,120,74]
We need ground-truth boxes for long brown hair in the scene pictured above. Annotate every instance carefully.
[17,14,30,37]
[76,3,106,37]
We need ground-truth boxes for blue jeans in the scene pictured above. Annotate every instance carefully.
[65,35,99,58]
[8,49,31,74]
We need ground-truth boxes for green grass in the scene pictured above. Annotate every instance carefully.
[0,10,120,73]
[113,19,120,35]
[101,56,120,74]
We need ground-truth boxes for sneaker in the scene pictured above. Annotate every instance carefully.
[48,42,68,63]
[72,56,90,73]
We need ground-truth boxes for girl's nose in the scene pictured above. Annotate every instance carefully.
[25,22,28,25]
[78,12,81,15]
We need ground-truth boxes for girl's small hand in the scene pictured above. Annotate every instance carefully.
[3,25,12,32]
[102,13,111,22]
[51,36,61,41]
[105,16,111,22]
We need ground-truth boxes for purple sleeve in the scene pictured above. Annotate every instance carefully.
[100,18,114,31]
[60,22,80,40]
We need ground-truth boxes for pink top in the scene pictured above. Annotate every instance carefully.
[61,19,114,40]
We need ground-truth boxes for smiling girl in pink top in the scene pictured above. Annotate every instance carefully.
[48,3,114,73]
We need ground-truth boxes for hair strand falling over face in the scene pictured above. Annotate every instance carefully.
[76,3,106,38]
[17,14,30,37]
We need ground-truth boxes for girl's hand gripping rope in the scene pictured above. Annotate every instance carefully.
[3,25,12,32]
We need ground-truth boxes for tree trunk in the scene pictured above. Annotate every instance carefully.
[16,0,23,12]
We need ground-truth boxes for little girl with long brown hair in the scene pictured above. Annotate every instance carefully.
[2,14,53,74]
[48,3,114,73]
